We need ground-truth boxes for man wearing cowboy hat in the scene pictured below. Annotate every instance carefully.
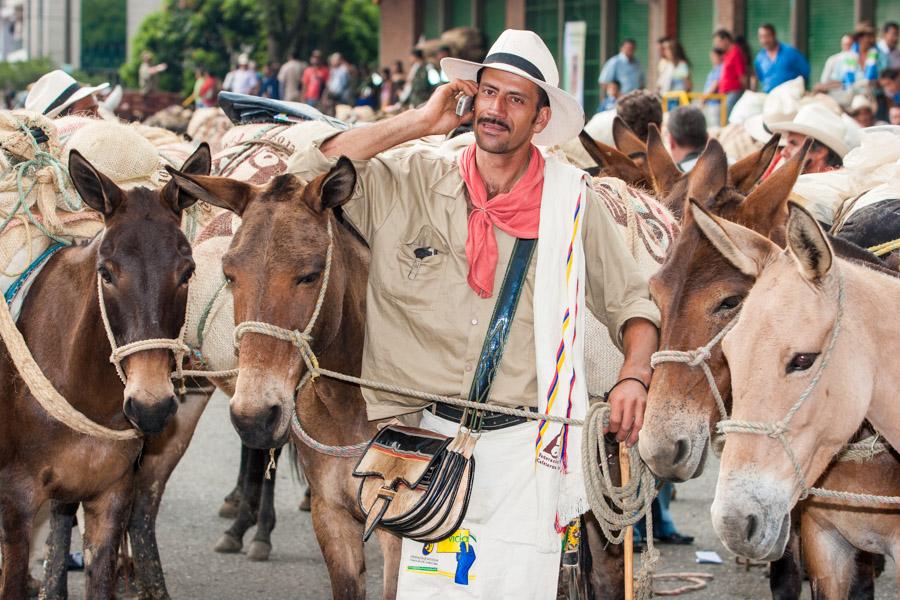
[288,29,658,598]
[769,103,860,173]
[24,70,109,119]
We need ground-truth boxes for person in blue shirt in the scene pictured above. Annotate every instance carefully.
[754,24,810,92]
[599,39,645,94]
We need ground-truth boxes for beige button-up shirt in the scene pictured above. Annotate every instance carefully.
[287,135,660,420]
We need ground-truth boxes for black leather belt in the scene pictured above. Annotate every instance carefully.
[431,403,537,430]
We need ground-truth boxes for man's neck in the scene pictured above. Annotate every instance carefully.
[475,144,533,199]
[670,144,699,164]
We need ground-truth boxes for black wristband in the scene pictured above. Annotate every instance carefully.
[607,376,649,395]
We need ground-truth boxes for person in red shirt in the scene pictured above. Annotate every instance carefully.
[713,29,747,116]
[302,50,330,108]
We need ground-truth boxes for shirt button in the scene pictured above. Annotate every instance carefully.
[471,318,478,326]
[465,362,473,372]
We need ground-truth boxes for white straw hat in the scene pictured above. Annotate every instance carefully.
[25,70,109,119]
[441,29,585,146]
[768,103,853,158]
[743,78,803,144]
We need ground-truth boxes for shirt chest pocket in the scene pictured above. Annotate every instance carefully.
[378,225,450,311]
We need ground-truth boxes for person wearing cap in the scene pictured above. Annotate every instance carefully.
[849,94,884,127]
[769,103,854,173]
[287,28,659,598]
[753,24,810,92]
[25,70,109,119]
[819,23,882,94]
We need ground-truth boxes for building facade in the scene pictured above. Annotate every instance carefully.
[19,0,160,71]
[381,0,900,111]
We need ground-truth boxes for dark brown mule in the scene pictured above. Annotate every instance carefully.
[640,139,891,598]
[578,117,652,187]
[0,146,207,600]
[168,160,401,599]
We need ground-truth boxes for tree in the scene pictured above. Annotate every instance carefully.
[122,0,380,94]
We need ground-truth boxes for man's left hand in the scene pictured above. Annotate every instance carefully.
[606,378,647,447]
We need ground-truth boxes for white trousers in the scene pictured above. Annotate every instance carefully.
[396,411,562,600]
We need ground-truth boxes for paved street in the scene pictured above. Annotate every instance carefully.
[55,391,897,599]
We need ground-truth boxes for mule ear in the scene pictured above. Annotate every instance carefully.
[786,201,833,282]
[690,200,778,278]
[740,137,811,237]
[316,156,357,212]
[686,139,728,209]
[69,149,124,218]
[728,133,780,194]
[612,116,646,161]
[180,142,212,177]
[578,131,646,184]
[164,168,255,216]
[161,143,214,215]
[646,123,682,196]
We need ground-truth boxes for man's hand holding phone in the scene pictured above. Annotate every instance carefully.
[416,79,478,136]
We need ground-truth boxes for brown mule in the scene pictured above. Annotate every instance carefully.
[168,160,401,599]
[0,145,207,600]
[643,123,780,219]
[640,139,896,596]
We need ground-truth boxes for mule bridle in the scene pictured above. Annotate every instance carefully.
[650,313,739,424]
[97,275,190,388]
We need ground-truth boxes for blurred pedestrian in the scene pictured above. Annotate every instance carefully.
[705,48,725,93]
[599,39,645,94]
[278,51,306,102]
[818,34,854,86]
[302,50,329,107]
[878,21,900,69]
[192,67,217,108]
[379,67,396,109]
[849,95,882,127]
[326,52,351,107]
[753,24,810,92]
[598,79,620,112]
[435,45,451,83]
[713,29,747,115]
[260,63,281,99]
[231,54,258,95]
[666,105,708,172]
[138,51,168,95]
[657,39,692,93]
[401,48,436,107]
[890,105,900,125]
[616,89,662,141]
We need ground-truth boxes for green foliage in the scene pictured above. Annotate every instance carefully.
[120,0,266,94]
[81,0,127,71]
[0,58,108,91]
[122,0,380,93]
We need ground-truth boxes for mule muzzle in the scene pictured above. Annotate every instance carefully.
[229,373,293,449]
[122,351,179,434]
[124,393,177,435]
[638,420,709,482]
[711,475,791,561]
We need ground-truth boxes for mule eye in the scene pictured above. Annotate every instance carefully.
[98,266,113,284]
[787,353,819,373]
[715,295,743,313]
[295,272,321,285]
[179,266,195,286]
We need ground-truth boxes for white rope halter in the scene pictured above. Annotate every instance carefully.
[97,275,190,387]
[650,313,739,424]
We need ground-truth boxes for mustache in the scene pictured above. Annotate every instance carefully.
[477,117,510,131]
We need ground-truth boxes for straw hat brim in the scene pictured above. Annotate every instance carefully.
[440,57,585,146]
[45,83,110,119]
[768,120,849,157]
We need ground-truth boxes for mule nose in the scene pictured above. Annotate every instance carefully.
[230,403,283,449]
[639,434,693,482]
[124,395,177,435]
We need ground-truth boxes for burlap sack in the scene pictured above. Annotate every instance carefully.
[187,107,233,155]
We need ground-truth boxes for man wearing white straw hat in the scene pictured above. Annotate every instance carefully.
[768,103,858,174]
[288,29,658,598]
[24,70,109,119]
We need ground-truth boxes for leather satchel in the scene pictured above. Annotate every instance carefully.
[353,238,536,542]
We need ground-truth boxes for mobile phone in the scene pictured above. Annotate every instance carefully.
[455,95,474,117]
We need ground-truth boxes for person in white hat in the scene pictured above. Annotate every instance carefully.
[286,29,659,599]
[769,103,857,173]
[24,70,109,119]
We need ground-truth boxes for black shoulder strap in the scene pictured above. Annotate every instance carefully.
[464,237,536,430]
